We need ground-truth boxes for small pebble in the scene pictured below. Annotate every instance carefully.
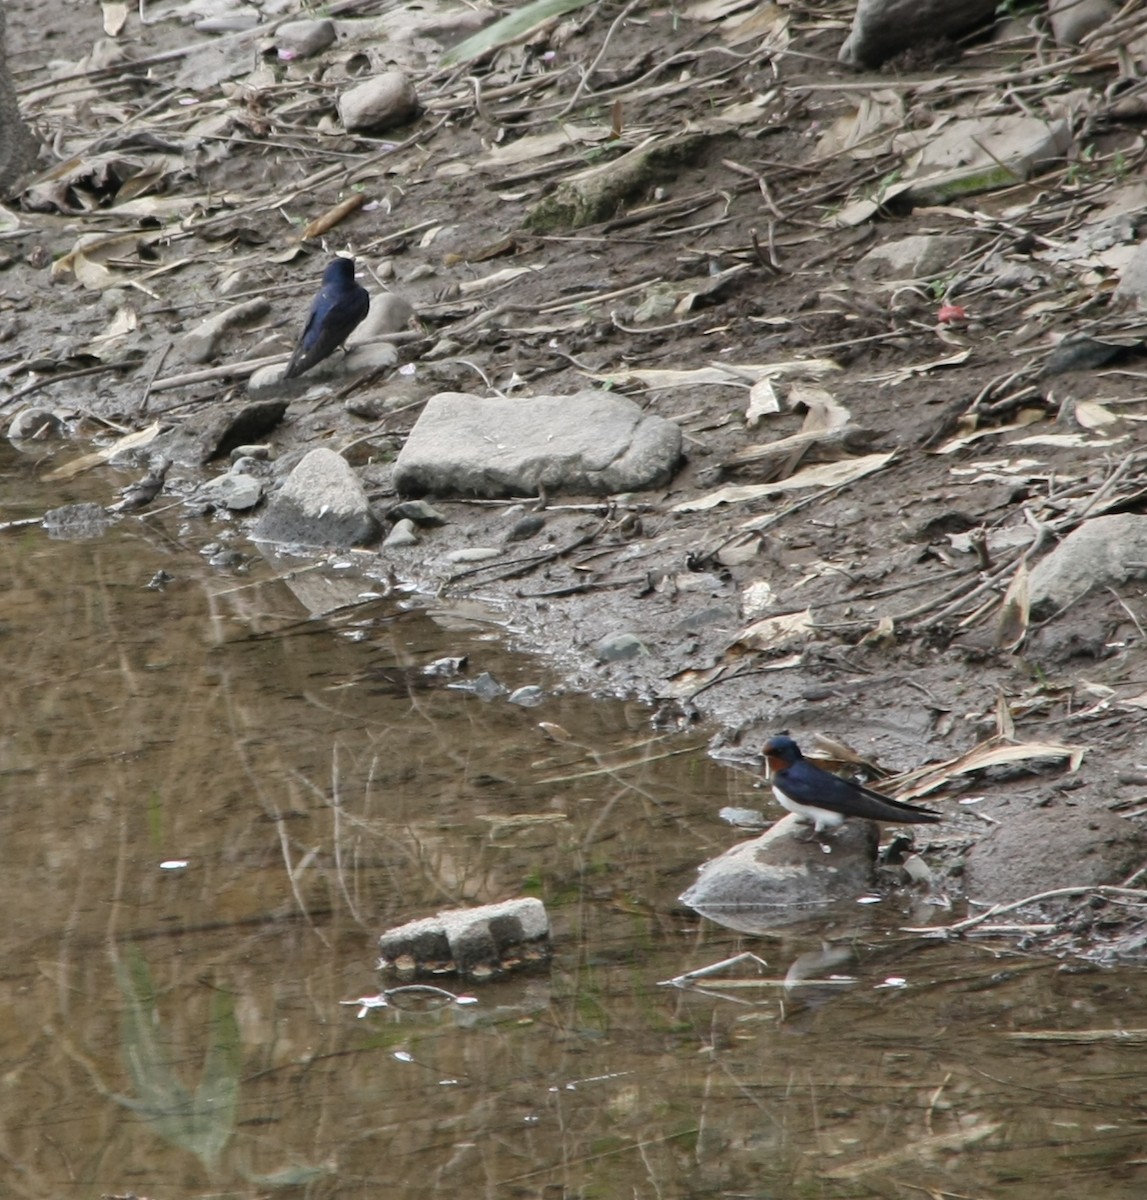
[506,513,546,542]
[594,632,648,663]
[383,518,419,548]
[389,500,447,527]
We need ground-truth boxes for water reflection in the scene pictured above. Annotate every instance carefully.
[1,453,1146,1198]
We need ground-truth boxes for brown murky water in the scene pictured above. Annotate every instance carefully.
[2,446,1146,1200]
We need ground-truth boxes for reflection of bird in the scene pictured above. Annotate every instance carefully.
[763,735,941,836]
[110,458,170,512]
[285,257,370,379]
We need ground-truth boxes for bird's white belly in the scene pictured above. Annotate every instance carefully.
[773,785,845,833]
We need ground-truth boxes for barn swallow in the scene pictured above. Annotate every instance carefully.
[284,257,370,379]
[762,735,941,837]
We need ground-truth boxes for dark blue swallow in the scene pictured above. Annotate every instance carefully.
[284,257,370,379]
[763,735,941,836]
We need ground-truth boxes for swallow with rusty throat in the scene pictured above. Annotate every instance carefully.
[763,735,941,837]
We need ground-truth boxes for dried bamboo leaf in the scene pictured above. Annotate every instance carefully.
[996,560,1030,651]
[874,349,972,386]
[733,609,813,651]
[933,409,1045,454]
[475,124,608,169]
[1010,433,1128,448]
[46,422,162,481]
[675,452,895,511]
[592,359,841,391]
[995,690,1016,740]
[889,735,1086,801]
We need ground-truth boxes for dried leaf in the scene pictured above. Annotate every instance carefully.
[673,452,894,511]
[681,0,757,19]
[459,265,543,296]
[813,90,905,161]
[934,409,1045,453]
[46,422,162,481]
[298,193,367,241]
[52,231,161,290]
[591,359,841,390]
[538,722,573,742]
[790,382,849,432]
[734,609,813,651]
[82,305,138,358]
[875,349,972,386]
[745,378,780,424]
[476,124,606,169]
[889,736,1086,801]
[859,615,895,646]
[722,3,789,47]
[995,690,1015,740]
[996,560,1030,651]
[1010,433,1127,448]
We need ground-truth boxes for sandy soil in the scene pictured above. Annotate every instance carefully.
[4,0,1147,944]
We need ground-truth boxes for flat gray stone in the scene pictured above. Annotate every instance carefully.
[252,447,379,548]
[680,814,879,933]
[379,897,551,981]
[899,114,1073,204]
[197,471,264,511]
[857,234,977,281]
[1029,514,1147,616]
[393,390,682,498]
[840,0,997,68]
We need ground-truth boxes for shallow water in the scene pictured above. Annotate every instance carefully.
[2,447,1146,1200]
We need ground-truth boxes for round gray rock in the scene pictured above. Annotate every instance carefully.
[252,447,380,548]
[338,73,418,133]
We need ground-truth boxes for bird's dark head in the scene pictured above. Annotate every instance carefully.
[324,257,356,284]
[762,734,801,774]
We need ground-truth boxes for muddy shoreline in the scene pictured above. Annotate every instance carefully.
[5,0,1147,949]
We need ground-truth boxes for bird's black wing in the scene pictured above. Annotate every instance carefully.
[285,281,370,379]
[779,762,941,823]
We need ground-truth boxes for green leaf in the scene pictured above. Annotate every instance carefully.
[441,0,597,67]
